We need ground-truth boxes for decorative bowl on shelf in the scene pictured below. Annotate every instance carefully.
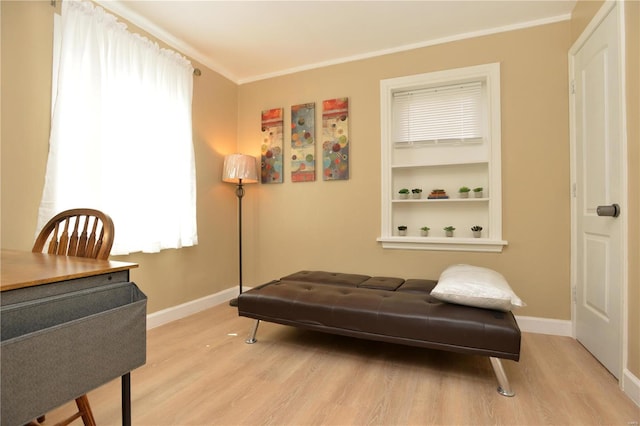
[428,189,448,199]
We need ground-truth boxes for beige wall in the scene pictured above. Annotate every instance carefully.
[0,1,239,313]
[570,0,605,40]
[238,22,573,320]
[1,1,53,243]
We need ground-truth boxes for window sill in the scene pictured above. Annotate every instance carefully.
[377,236,508,253]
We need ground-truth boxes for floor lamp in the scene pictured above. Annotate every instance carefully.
[222,154,258,307]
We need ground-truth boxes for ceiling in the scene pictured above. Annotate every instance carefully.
[98,1,576,84]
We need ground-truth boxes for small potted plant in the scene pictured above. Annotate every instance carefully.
[420,226,430,237]
[398,188,410,199]
[471,225,483,238]
[473,187,484,198]
[443,226,455,237]
[411,188,423,199]
[397,225,408,236]
[458,186,471,198]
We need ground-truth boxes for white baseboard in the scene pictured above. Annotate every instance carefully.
[623,369,640,407]
[146,287,251,330]
[513,315,573,336]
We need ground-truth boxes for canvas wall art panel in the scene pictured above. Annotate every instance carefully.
[291,102,316,182]
[322,97,349,181]
[261,107,284,184]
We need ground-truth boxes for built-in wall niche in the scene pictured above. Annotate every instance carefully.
[378,62,508,252]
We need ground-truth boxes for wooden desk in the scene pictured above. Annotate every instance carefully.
[1,250,145,426]
[1,249,138,291]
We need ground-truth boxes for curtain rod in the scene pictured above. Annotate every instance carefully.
[50,0,201,77]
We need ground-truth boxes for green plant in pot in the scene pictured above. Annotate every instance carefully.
[458,186,471,198]
[397,225,408,236]
[473,187,484,198]
[443,226,455,237]
[471,225,483,238]
[398,188,410,199]
[420,226,430,236]
[411,188,423,199]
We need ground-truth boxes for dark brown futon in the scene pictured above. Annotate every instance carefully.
[237,270,521,396]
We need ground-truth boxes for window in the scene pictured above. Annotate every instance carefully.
[38,0,198,255]
[378,63,506,252]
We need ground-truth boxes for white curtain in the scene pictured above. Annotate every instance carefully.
[38,0,198,255]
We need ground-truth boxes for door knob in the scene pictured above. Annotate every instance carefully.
[596,204,620,217]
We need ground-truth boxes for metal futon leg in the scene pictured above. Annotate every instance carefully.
[245,320,260,344]
[489,357,515,397]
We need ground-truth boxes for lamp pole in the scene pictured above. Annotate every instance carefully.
[229,179,245,307]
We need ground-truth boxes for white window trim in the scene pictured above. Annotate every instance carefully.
[378,63,507,252]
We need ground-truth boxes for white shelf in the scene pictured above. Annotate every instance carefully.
[391,160,489,169]
[392,197,489,203]
[377,236,508,253]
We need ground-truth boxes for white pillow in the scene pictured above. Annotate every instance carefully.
[430,264,526,312]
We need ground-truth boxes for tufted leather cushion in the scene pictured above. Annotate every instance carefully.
[238,271,521,361]
[280,270,371,287]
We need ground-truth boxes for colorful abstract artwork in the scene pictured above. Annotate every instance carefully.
[322,97,349,181]
[291,102,316,182]
[261,107,284,184]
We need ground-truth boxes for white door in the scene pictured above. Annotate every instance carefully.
[573,5,623,378]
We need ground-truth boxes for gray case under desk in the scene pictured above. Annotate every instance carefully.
[1,279,146,426]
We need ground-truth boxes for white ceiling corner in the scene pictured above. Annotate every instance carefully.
[96,0,576,85]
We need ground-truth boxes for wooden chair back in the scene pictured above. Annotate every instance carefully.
[32,208,115,260]
[30,208,114,426]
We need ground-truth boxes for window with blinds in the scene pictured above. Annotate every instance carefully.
[392,81,484,147]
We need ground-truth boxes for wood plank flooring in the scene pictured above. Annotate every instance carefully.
[42,304,639,425]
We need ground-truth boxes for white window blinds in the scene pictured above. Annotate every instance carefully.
[392,81,484,146]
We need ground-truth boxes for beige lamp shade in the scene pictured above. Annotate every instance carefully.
[222,154,258,183]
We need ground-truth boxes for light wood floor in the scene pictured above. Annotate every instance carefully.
[43,303,639,425]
